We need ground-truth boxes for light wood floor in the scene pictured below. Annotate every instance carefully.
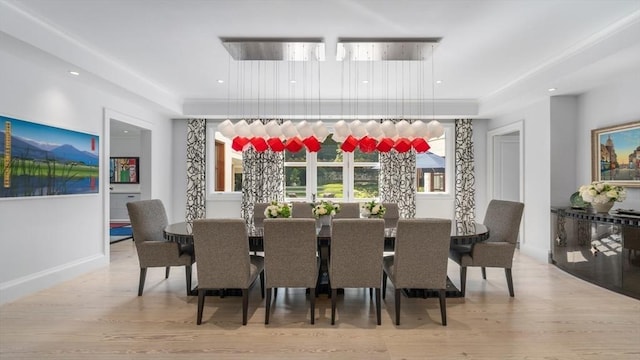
[1,241,639,360]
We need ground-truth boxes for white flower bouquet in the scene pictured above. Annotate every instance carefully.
[311,200,341,218]
[264,201,291,218]
[578,181,626,204]
[361,200,386,218]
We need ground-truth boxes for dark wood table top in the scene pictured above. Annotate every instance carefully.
[164,220,489,247]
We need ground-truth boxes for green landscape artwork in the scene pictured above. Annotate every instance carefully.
[1,115,100,197]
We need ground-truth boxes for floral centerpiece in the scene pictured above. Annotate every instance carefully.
[361,200,386,218]
[264,201,291,218]
[578,181,626,213]
[311,200,341,218]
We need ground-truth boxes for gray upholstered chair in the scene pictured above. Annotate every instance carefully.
[333,202,360,219]
[262,218,319,324]
[126,199,194,296]
[329,218,385,325]
[383,218,451,326]
[191,219,264,325]
[449,199,524,297]
[382,203,400,228]
[291,201,314,218]
[253,203,269,228]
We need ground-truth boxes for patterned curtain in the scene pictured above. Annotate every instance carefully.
[454,118,476,223]
[185,119,207,223]
[379,120,416,218]
[241,119,285,226]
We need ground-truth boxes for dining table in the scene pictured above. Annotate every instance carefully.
[164,220,489,298]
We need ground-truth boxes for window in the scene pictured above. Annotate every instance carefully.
[208,121,452,199]
[416,124,453,195]
[208,126,243,193]
[284,150,306,198]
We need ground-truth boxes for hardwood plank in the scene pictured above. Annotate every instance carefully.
[1,240,638,359]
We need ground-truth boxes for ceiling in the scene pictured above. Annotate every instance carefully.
[2,0,640,119]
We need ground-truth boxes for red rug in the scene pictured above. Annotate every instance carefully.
[110,222,130,229]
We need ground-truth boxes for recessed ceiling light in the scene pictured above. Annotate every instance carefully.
[69,71,80,76]
[362,80,369,84]
[435,80,443,84]
[290,80,297,84]
[217,79,224,84]
[123,130,129,134]
[548,87,557,92]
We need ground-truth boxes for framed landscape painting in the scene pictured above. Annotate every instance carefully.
[591,121,640,187]
[1,115,100,197]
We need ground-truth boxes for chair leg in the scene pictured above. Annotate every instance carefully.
[309,287,316,325]
[382,272,387,299]
[375,288,381,326]
[197,290,205,325]
[165,266,170,279]
[265,288,272,325]
[369,288,373,298]
[394,288,401,326]
[259,271,265,299]
[138,268,147,296]
[242,288,249,325]
[438,289,447,326]
[505,268,515,297]
[460,266,467,296]
[331,288,337,325]
[185,265,193,296]
[481,267,487,280]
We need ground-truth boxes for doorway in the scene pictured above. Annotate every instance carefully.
[487,120,524,245]
[104,109,153,255]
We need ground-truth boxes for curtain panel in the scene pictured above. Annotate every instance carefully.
[379,120,417,219]
[454,118,476,223]
[185,118,207,223]
[241,119,285,226]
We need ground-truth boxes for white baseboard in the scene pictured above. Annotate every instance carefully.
[0,254,108,305]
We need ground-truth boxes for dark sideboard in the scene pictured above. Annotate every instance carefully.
[550,208,640,300]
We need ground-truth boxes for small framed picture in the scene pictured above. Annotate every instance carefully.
[591,121,640,187]
[109,157,139,184]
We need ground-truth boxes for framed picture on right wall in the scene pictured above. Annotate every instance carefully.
[591,121,640,187]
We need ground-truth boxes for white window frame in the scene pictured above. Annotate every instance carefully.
[416,123,455,200]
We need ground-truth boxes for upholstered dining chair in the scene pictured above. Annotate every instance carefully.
[333,202,360,219]
[292,202,314,218]
[382,218,451,326]
[382,203,400,228]
[262,218,319,324]
[253,203,269,228]
[449,199,524,297]
[329,218,385,325]
[191,219,264,325]
[127,199,194,296]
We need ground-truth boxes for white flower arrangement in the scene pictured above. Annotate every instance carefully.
[361,200,386,218]
[311,200,341,218]
[578,181,626,205]
[264,201,291,218]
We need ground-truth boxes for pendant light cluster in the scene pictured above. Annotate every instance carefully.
[218,38,443,154]
[217,119,328,152]
[217,118,443,153]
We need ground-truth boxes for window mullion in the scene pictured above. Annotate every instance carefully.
[307,151,317,201]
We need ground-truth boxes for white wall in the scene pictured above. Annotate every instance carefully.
[550,96,579,207]
[576,77,640,209]
[0,42,174,304]
[489,99,552,262]
[487,75,640,264]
